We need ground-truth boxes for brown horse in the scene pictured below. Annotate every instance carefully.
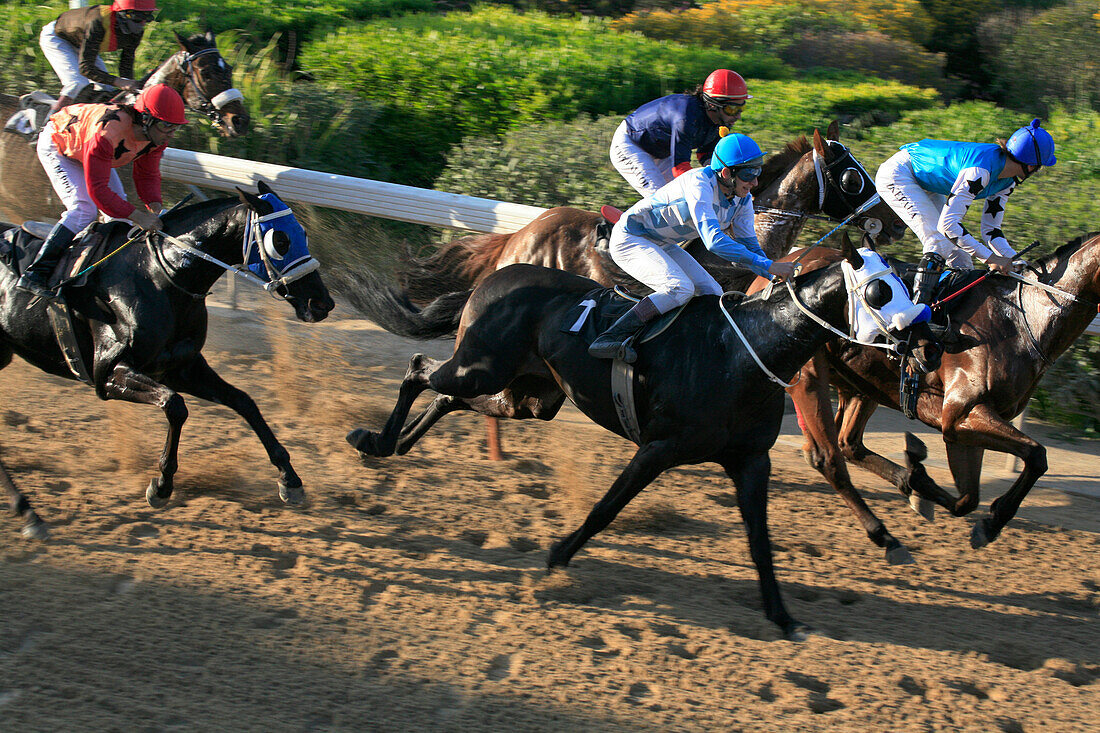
[0,31,250,225]
[748,232,1100,562]
[395,122,907,303]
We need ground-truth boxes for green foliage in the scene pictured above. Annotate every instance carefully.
[781,31,945,88]
[981,1,1100,114]
[299,6,789,186]
[1031,336,1100,434]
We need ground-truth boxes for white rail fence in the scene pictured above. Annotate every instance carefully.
[160,147,1100,338]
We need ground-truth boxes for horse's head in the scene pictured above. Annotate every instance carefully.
[839,233,941,372]
[172,31,250,137]
[237,181,335,322]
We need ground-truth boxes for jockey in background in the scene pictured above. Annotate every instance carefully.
[589,132,797,363]
[875,118,1056,307]
[40,0,157,113]
[16,84,186,300]
[609,69,753,197]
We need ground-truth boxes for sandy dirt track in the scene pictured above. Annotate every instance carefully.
[1,289,1098,732]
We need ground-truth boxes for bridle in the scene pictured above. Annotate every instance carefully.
[754,140,885,239]
[176,47,244,129]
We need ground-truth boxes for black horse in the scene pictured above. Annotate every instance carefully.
[0,181,334,539]
[346,235,939,640]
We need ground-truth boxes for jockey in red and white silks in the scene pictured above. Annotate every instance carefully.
[609,69,752,197]
[589,133,796,363]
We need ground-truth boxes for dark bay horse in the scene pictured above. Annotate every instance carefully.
[393,122,906,304]
[0,31,250,225]
[748,232,1100,559]
[0,182,334,539]
[346,236,938,640]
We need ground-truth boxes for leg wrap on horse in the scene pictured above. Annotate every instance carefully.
[16,222,75,299]
[588,296,660,363]
[912,251,944,306]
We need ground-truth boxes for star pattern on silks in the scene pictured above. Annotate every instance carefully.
[985,227,1006,242]
[96,108,123,127]
[966,178,985,196]
[984,197,1005,217]
[945,194,954,207]
[113,140,130,159]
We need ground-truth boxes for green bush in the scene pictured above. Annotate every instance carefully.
[299,5,789,186]
[781,31,945,89]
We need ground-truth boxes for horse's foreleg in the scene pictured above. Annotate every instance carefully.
[394,394,471,455]
[0,450,47,539]
[942,403,1046,549]
[167,355,303,505]
[837,393,955,514]
[103,364,187,508]
[347,353,438,458]
[790,361,913,564]
[548,439,677,569]
[719,450,808,641]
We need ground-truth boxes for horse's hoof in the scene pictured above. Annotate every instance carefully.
[784,622,813,642]
[146,478,171,509]
[546,543,571,570]
[279,481,306,506]
[970,518,997,549]
[347,428,383,457]
[885,545,916,565]
[908,493,935,522]
[21,521,49,541]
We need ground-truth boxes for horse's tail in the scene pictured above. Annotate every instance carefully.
[332,268,470,340]
[401,232,513,303]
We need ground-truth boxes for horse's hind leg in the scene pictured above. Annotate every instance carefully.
[103,363,188,508]
[166,355,305,505]
[789,364,914,565]
[347,353,439,458]
[394,394,470,455]
[0,450,47,540]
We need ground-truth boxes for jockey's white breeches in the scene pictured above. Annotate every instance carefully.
[38,121,126,233]
[608,228,723,314]
[610,121,674,198]
[40,21,111,100]
[875,150,974,269]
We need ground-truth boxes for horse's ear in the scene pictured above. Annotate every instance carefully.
[205,29,216,45]
[826,120,840,141]
[813,128,827,158]
[861,232,877,251]
[840,231,864,269]
[174,31,191,50]
[236,186,270,214]
[257,180,275,197]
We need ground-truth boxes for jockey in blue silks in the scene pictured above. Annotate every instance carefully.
[875,118,1056,306]
[589,132,797,363]
[609,69,752,197]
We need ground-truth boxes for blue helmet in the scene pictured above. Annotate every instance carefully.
[1006,118,1056,167]
[710,132,766,172]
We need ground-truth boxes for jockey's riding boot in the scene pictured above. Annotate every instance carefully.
[588,296,660,363]
[911,251,945,307]
[16,222,75,300]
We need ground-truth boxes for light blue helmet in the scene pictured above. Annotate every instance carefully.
[710,132,766,172]
[1006,118,1056,167]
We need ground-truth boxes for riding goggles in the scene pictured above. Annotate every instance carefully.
[732,165,762,182]
[118,10,156,23]
[151,119,181,133]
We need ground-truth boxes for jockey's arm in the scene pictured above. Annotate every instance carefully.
[668,116,694,177]
[689,188,772,277]
[132,145,166,210]
[76,17,119,87]
[936,166,995,262]
[980,185,1017,258]
[82,137,136,220]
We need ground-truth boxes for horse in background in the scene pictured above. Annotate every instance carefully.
[747,232,1100,561]
[390,122,906,305]
[0,31,250,225]
[0,182,333,539]
[346,235,939,640]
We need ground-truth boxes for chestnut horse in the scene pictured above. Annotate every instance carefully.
[0,31,250,225]
[393,122,906,305]
[748,232,1100,562]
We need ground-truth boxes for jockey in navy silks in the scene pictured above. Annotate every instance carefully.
[609,69,753,197]
[875,118,1057,306]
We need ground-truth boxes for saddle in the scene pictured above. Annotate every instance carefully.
[3,91,58,140]
[0,220,120,292]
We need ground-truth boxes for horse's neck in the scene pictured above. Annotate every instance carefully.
[753,158,816,260]
[1018,241,1100,362]
[144,54,185,93]
[158,204,246,291]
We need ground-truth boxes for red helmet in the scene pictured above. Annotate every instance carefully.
[113,0,157,11]
[134,84,186,125]
[702,69,752,102]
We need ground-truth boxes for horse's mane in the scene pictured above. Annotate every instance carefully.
[401,232,514,303]
[756,136,811,192]
[1038,231,1100,267]
[161,195,240,230]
